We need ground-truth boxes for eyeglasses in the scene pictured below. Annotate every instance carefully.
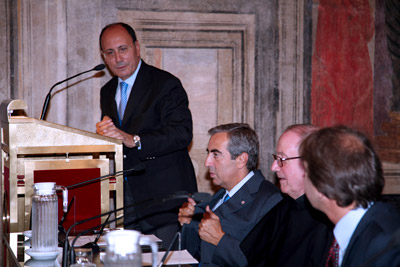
[102,45,132,59]
[272,154,301,167]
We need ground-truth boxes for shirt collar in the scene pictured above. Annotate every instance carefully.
[334,203,371,266]
[226,171,255,198]
[118,59,142,87]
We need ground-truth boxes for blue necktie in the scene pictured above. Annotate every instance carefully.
[223,194,230,203]
[119,81,128,120]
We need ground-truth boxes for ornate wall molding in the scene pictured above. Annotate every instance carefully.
[119,10,255,125]
[276,0,307,139]
[118,10,255,191]
[17,0,68,123]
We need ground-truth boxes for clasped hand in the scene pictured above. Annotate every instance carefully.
[178,197,196,226]
[96,116,135,147]
[198,206,225,246]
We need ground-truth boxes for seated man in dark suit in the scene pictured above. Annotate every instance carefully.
[241,124,333,267]
[179,123,284,266]
[301,125,400,267]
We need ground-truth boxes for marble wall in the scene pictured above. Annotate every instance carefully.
[0,0,311,193]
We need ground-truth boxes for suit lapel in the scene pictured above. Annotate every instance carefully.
[207,190,225,210]
[105,77,120,124]
[342,203,378,264]
[121,61,150,127]
[215,173,263,218]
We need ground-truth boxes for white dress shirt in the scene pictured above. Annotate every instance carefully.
[115,59,142,109]
[212,171,254,211]
[334,204,371,266]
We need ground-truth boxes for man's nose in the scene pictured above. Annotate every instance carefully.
[271,159,280,172]
[114,51,123,62]
[204,154,212,167]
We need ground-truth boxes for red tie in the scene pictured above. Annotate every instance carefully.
[326,238,339,267]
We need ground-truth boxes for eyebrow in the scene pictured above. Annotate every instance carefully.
[275,151,287,157]
[105,45,129,51]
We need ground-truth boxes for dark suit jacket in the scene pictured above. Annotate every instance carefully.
[362,227,400,267]
[241,194,333,267]
[181,170,283,267]
[341,201,400,267]
[240,195,293,267]
[100,60,197,226]
[276,195,333,267]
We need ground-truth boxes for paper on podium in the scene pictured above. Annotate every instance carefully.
[69,234,161,247]
[143,249,198,266]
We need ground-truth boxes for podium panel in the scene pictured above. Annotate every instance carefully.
[26,160,108,234]
[0,99,123,233]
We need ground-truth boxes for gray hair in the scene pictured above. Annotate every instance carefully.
[208,123,259,170]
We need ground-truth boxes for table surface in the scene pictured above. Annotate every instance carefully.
[5,232,197,267]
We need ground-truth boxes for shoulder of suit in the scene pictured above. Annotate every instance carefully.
[258,177,280,195]
[364,201,400,232]
[101,76,118,91]
[243,170,279,194]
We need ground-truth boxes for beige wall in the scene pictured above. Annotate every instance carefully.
[0,0,310,193]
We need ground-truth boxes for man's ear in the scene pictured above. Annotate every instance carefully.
[317,190,325,200]
[134,40,141,55]
[236,152,249,169]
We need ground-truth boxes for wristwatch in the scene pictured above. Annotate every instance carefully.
[133,135,141,149]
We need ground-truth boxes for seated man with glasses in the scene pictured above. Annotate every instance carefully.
[240,124,334,266]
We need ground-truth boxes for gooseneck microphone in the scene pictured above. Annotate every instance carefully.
[62,190,211,267]
[66,162,145,190]
[39,64,106,120]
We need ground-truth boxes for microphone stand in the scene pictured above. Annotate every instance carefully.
[63,162,144,193]
[40,64,105,120]
[58,196,75,246]
[62,192,190,267]
[158,232,181,267]
[65,165,142,190]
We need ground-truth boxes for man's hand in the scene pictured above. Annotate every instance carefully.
[178,197,196,226]
[96,116,135,147]
[198,206,225,246]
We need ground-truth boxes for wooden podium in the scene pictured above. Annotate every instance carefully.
[0,99,123,234]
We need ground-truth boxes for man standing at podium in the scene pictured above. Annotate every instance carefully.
[95,22,197,247]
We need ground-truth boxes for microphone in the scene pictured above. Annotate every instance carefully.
[59,196,75,228]
[58,163,144,248]
[39,64,106,120]
[191,192,212,203]
[58,196,75,246]
[66,162,145,189]
[172,191,212,203]
[79,212,112,253]
[158,232,181,267]
[62,190,206,267]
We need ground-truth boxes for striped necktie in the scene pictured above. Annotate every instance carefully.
[326,238,339,267]
[119,81,128,120]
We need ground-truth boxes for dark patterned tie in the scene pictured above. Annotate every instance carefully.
[326,238,339,267]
